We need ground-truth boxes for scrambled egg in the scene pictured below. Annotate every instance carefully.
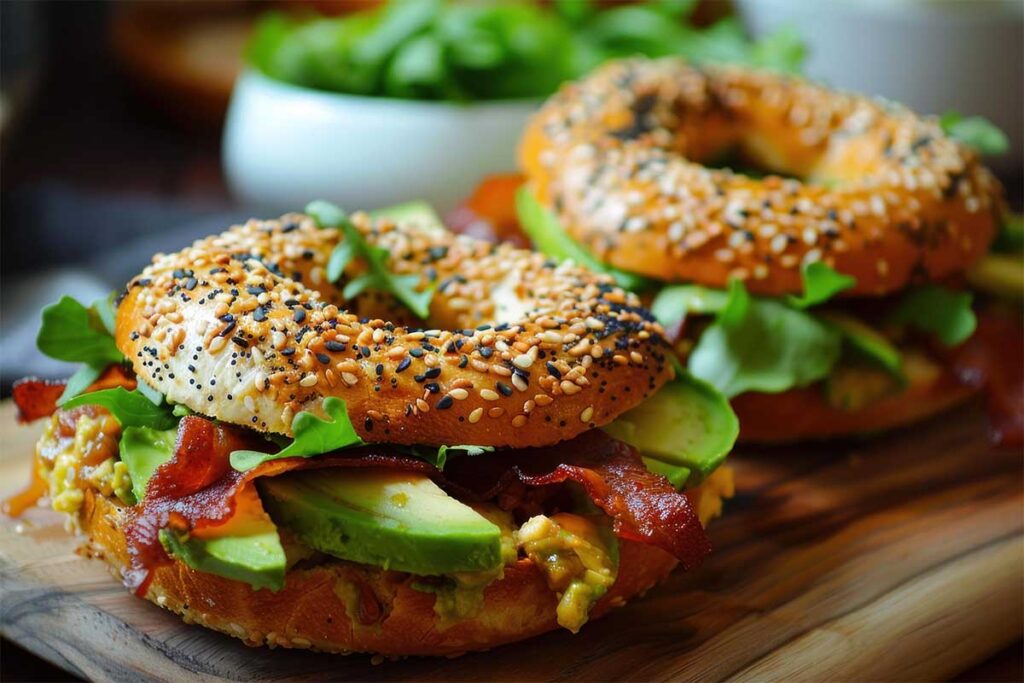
[518,513,618,633]
[37,411,132,525]
[691,464,735,526]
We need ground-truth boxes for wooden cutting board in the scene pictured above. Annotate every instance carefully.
[1,399,1021,682]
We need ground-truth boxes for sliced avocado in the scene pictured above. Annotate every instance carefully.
[371,201,445,232]
[967,253,1024,301]
[119,425,287,591]
[817,311,904,379]
[119,426,178,501]
[602,372,738,487]
[515,186,657,292]
[642,457,691,491]
[159,526,286,591]
[258,468,503,575]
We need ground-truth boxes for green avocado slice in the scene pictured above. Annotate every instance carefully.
[258,468,503,575]
[603,372,738,488]
[119,426,287,591]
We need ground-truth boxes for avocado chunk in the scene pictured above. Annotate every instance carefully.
[602,372,738,487]
[258,468,503,575]
[119,426,287,590]
[119,426,178,502]
[159,519,286,591]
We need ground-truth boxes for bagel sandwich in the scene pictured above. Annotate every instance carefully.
[6,201,737,656]
[515,56,1019,443]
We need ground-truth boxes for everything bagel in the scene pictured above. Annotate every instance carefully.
[116,211,673,447]
[520,57,1003,296]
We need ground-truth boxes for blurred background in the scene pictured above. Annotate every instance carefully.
[0,2,1021,679]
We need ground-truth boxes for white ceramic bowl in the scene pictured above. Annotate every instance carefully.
[223,70,540,214]
[737,0,1023,171]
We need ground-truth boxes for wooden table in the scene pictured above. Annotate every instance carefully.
[1,399,1021,682]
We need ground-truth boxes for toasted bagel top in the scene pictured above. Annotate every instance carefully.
[520,57,1003,296]
[116,212,673,448]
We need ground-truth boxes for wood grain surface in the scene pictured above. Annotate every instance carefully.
[1,399,1021,682]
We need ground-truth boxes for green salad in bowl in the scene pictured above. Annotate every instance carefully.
[225,0,806,212]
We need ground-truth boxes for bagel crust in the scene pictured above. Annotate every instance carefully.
[116,212,673,447]
[520,58,1002,296]
[78,488,679,656]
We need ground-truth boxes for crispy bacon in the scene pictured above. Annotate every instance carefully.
[440,430,711,570]
[12,366,136,423]
[12,379,67,423]
[125,418,709,594]
[944,303,1024,447]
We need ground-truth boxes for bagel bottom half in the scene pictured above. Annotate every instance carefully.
[77,481,725,656]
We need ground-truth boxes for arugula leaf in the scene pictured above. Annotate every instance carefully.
[38,296,124,367]
[414,444,495,470]
[817,311,904,380]
[515,186,657,292]
[308,200,434,318]
[891,286,976,347]
[60,365,105,406]
[749,25,806,74]
[940,111,1009,156]
[230,397,364,471]
[62,388,178,430]
[787,262,856,309]
[650,285,731,333]
[688,279,841,397]
[38,295,127,405]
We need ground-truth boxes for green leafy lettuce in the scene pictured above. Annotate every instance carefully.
[687,279,842,397]
[308,200,435,318]
[940,111,1010,156]
[891,286,977,347]
[62,387,178,430]
[37,295,125,405]
[247,0,806,102]
[786,261,856,309]
[515,186,657,292]
[230,397,364,471]
[411,444,495,470]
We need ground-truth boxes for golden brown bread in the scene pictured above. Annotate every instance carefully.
[116,211,673,448]
[80,489,680,656]
[520,57,1002,297]
[733,361,975,442]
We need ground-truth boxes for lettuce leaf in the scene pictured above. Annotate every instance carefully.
[230,397,364,471]
[62,387,178,430]
[688,281,841,397]
[891,286,977,347]
[309,200,435,318]
[515,186,657,292]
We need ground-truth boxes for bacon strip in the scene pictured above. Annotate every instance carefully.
[124,418,709,594]
[12,367,136,423]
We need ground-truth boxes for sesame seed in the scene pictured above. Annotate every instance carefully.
[468,407,483,423]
